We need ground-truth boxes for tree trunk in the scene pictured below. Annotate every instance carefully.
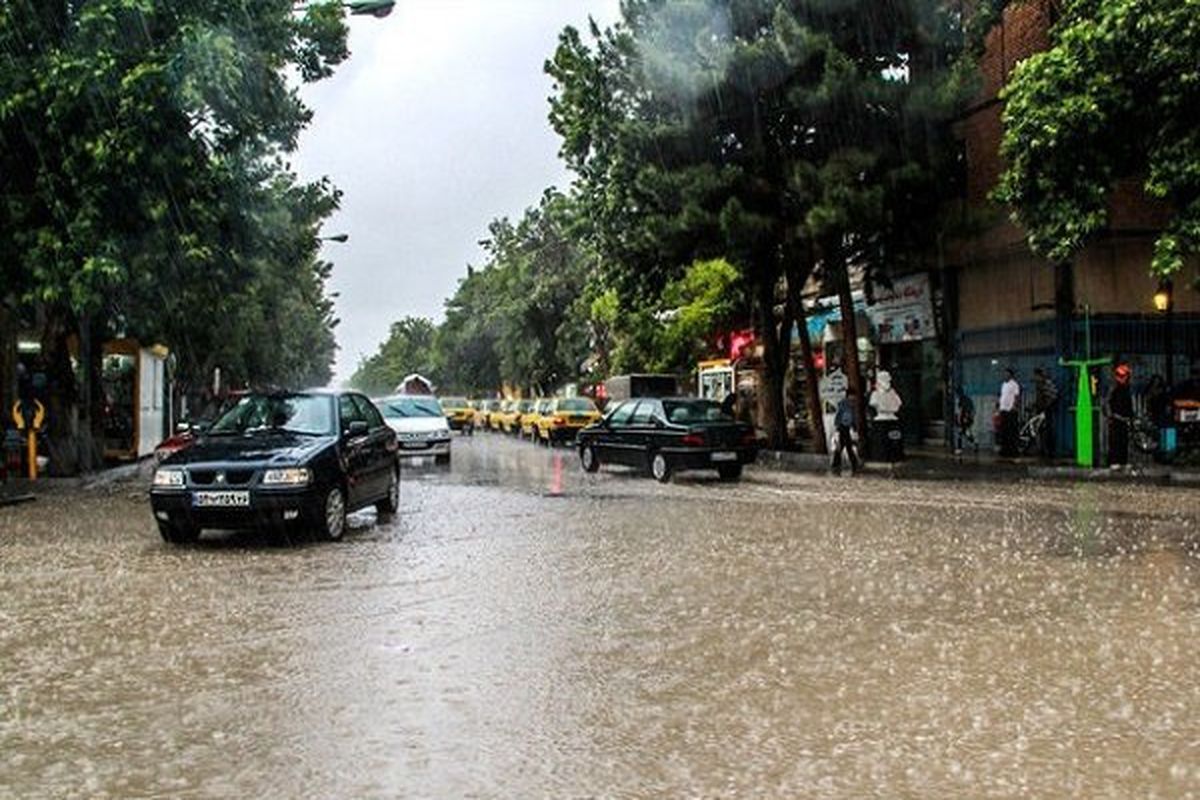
[785,248,826,456]
[754,278,789,450]
[830,240,867,432]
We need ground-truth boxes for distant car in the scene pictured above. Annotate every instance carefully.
[149,391,400,544]
[505,399,536,435]
[522,398,551,440]
[577,397,757,483]
[152,391,248,463]
[491,399,517,432]
[477,399,502,430]
[536,396,602,445]
[440,396,475,435]
[376,395,452,465]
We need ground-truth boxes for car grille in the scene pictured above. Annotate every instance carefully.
[189,469,255,486]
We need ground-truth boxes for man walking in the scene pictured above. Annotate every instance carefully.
[998,368,1021,457]
[831,387,860,476]
[1032,367,1059,459]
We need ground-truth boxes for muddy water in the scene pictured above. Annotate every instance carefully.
[2,436,1200,797]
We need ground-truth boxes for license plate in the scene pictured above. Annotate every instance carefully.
[402,441,430,449]
[711,451,738,462]
[1180,409,1200,422]
[193,491,250,508]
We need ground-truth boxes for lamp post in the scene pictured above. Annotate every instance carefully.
[1154,278,1175,387]
[294,1,396,17]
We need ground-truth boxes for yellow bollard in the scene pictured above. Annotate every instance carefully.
[11,400,46,481]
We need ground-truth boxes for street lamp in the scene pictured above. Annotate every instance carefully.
[294,1,396,17]
[320,233,350,243]
[1154,277,1175,386]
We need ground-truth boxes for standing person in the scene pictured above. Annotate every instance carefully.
[869,370,904,462]
[830,387,860,476]
[720,389,737,419]
[997,368,1021,457]
[1107,362,1134,468]
[1032,367,1059,459]
[955,386,977,455]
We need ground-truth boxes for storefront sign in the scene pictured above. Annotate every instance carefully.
[869,273,935,344]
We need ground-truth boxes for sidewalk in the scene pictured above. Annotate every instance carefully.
[756,445,1200,486]
[0,459,148,503]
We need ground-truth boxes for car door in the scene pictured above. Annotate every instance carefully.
[352,393,394,502]
[338,394,371,508]
[625,400,660,465]
[599,400,637,464]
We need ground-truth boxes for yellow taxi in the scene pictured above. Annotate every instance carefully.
[439,396,475,434]
[490,399,517,432]
[522,398,551,440]
[499,398,533,435]
[536,396,602,445]
[477,399,503,430]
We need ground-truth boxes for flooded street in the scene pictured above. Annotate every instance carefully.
[3,435,1200,798]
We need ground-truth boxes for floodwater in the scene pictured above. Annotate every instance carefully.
[2,435,1200,798]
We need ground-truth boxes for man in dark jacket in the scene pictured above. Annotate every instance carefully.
[831,388,861,476]
[1107,363,1134,467]
[1032,367,1059,459]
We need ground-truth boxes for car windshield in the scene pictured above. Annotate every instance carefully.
[209,394,334,436]
[441,397,468,409]
[662,400,734,425]
[380,397,444,418]
[559,398,596,412]
[518,400,534,412]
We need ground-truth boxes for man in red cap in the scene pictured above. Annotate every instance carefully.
[1107,362,1134,468]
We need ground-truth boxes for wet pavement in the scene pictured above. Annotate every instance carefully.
[3,434,1200,798]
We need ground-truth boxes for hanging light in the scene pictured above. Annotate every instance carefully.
[1153,278,1173,313]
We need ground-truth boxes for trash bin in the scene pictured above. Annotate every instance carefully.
[869,419,905,463]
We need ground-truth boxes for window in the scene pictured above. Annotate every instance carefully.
[379,396,445,419]
[662,399,733,425]
[339,395,367,429]
[352,394,385,428]
[630,401,657,425]
[210,394,335,436]
[559,398,596,412]
[607,401,636,427]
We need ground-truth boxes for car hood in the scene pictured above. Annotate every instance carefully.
[385,417,449,434]
[162,432,335,467]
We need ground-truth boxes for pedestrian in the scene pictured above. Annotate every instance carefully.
[1032,367,1058,459]
[830,387,861,476]
[720,390,737,418]
[1107,362,1134,468]
[869,370,904,462]
[955,386,977,455]
[997,368,1021,457]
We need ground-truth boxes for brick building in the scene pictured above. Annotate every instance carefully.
[946,0,1199,454]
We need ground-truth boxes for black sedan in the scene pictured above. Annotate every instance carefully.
[577,397,758,483]
[150,391,399,543]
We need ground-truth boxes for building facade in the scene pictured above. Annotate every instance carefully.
[948,0,1198,455]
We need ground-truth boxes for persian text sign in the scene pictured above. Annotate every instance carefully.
[870,273,935,344]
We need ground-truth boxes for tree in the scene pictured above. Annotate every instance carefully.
[995,0,1200,278]
[548,1,971,447]
[350,317,439,396]
[0,0,348,471]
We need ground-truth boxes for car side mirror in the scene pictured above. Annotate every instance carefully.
[175,422,192,434]
[345,420,369,438]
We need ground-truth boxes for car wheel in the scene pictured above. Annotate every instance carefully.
[316,485,347,542]
[717,463,743,482]
[650,451,672,483]
[375,466,400,516]
[580,444,600,473]
[158,520,200,544]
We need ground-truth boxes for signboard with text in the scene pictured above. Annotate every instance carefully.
[869,273,935,344]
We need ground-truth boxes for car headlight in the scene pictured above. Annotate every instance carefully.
[153,468,185,488]
[262,468,311,486]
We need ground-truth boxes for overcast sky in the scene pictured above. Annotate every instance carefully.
[295,0,622,385]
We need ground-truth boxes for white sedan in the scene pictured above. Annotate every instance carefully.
[375,395,452,465]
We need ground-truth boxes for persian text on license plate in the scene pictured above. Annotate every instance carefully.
[193,491,250,508]
[711,451,738,462]
[1180,409,1200,422]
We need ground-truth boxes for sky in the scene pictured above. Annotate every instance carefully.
[295,0,623,386]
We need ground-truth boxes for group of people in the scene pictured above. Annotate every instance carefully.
[981,362,1160,467]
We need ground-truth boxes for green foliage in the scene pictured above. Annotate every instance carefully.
[0,0,348,393]
[350,317,439,396]
[659,258,742,372]
[995,0,1200,276]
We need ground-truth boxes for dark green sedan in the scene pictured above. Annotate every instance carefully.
[576,397,758,483]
